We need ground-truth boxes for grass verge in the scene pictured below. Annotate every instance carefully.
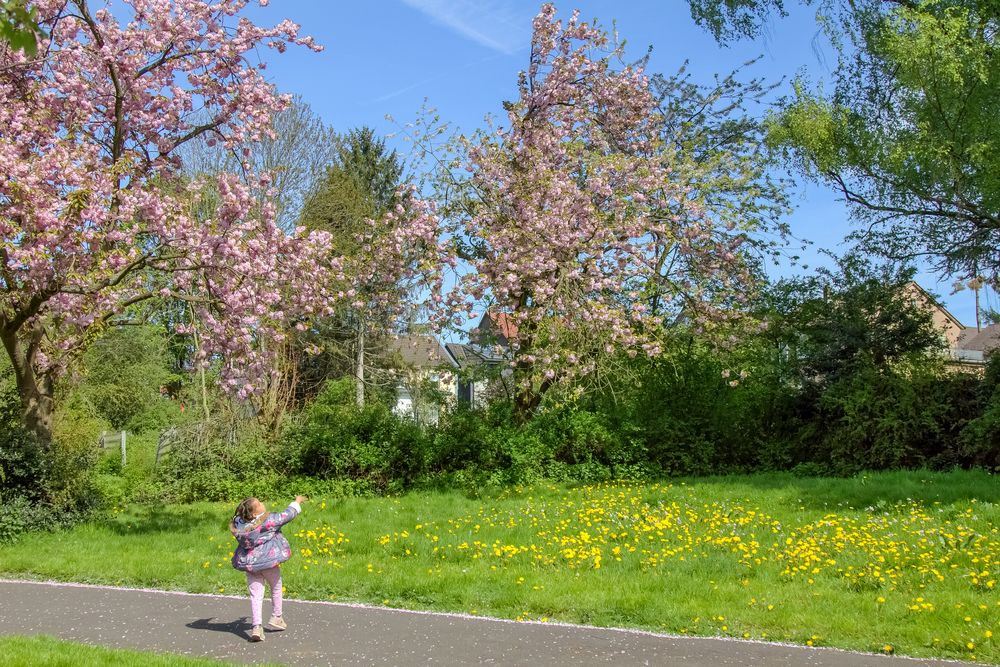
[0,635,281,666]
[1,470,997,663]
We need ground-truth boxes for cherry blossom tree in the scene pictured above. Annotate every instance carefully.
[441,5,771,420]
[0,0,342,446]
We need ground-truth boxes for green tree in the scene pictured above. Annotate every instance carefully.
[755,256,965,471]
[645,58,792,317]
[689,0,1000,290]
[765,255,947,388]
[180,97,337,231]
[687,0,791,44]
[298,127,408,407]
[177,98,339,430]
[76,325,180,432]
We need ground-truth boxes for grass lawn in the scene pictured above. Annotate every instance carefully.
[0,635,281,666]
[1,470,997,663]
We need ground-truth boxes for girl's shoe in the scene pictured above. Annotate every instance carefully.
[249,625,264,642]
[267,615,287,631]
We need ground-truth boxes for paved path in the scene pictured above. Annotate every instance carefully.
[0,580,976,666]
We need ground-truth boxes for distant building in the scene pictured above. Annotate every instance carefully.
[444,342,507,408]
[906,282,1000,371]
[955,325,1000,366]
[441,310,517,407]
[470,310,518,349]
[387,334,457,424]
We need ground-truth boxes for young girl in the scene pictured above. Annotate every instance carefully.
[230,495,306,642]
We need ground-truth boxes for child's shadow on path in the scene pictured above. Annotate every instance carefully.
[187,617,248,640]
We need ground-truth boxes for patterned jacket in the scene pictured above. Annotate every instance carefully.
[230,501,300,573]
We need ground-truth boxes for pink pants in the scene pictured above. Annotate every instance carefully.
[246,566,282,627]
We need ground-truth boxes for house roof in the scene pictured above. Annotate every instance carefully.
[389,334,457,368]
[445,343,481,368]
[474,310,518,343]
[957,324,1000,353]
[906,281,966,332]
[445,343,505,369]
[491,312,519,340]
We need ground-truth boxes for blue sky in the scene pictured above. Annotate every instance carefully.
[246,0,992,325]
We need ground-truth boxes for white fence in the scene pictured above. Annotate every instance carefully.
[98,430,126,467]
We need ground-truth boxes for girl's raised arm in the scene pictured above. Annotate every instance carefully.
[267,498,305,529]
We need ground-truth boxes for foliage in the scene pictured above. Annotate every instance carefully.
[284,378,429,492]
[648,57,792,290]
[956,355,1000,470]
[692,0,1000,290]
[0,366,97,547]
[45,258,998,510]
[319,127,405,220]
[775,257,947,386]
[179,96,338,231]
[751,259,985,472]
[0,0,343,445]
[687,0,790,43]
[297,127,434,408]
[1,357,104,512]
[45,392,105,506]
[575,257,990,477]
[76,325,181,432]
[154,409,280,504]
[590,336,765,475]
[416,5,788,420]
[0,0,43,54]
[0,495,88,545]
[0,359,43,498]
[285,379,619,491]
[802,362,980,474]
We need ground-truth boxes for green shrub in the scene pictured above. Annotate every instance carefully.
[285,379,407,488]
[799,362,983,474]
[428,407,495,471]
[529,407,619,466]
[0,428,47,502]
[0,362,102,541]
[47,394,106,509]
[0,366,46,501]
[956,356,1000,470]
[91,473,129,508]
[155,415,282,503]
[78,325,181,433]
[0,495,90,545]
[0,496,31,543]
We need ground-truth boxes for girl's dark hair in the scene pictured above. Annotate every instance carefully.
[234,497,259,523]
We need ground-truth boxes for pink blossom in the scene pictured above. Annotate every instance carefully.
[440,4,756,403]
[0,0,339,399]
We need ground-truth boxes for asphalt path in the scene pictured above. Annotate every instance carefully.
[0,579,979,666]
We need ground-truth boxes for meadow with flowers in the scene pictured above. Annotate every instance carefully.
[1,3,999,667]
[1,469,996,663]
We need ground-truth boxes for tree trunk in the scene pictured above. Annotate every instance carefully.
[21,376,55,447]
[513,385,539,425]
[512,367,553,425]
[255,337,297,437]
[355,324,365,407]
[510,326,540,424]
[0,327,55,447]
[188,304,211,420]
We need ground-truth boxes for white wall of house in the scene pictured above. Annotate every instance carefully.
[392,370,457,425]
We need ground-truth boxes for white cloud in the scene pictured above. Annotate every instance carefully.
[400,0,527,54]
